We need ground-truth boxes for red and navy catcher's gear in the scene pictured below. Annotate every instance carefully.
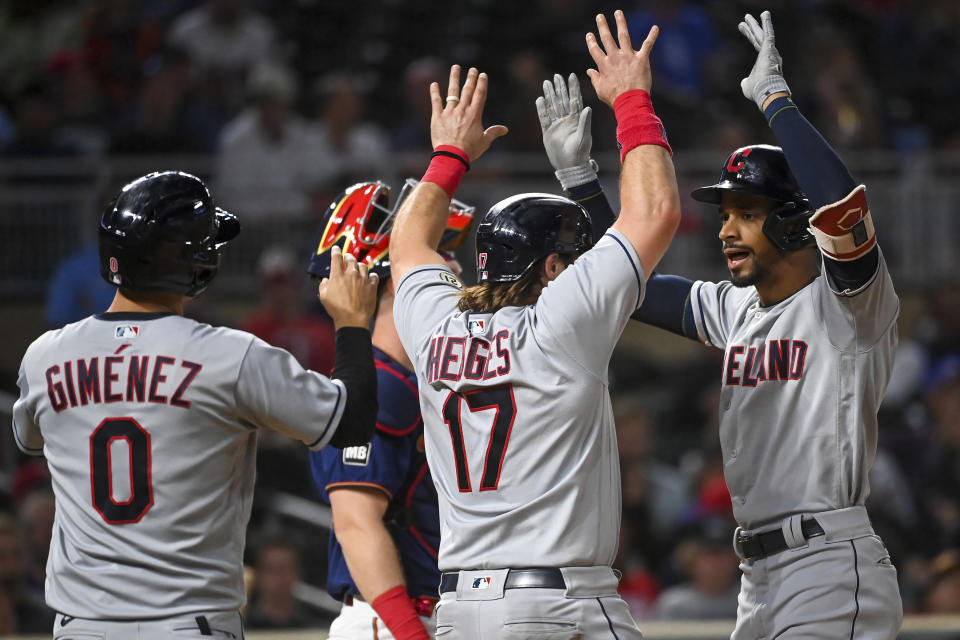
[691,144,815,252]
[308,179,475,280]
[475,193,593,283]
[99,171,240,297]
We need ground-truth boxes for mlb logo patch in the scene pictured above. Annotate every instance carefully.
[471,577,492,590]
[343,443,372,466]
[468,319,485,335]
[115,325,140,339]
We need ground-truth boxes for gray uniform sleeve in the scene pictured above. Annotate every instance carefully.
[816,249,899,349]
[393,265,465,368]
[13,356,44,456]
[235,336,346,450]
[534,230,646,378]
[689,280,756,350]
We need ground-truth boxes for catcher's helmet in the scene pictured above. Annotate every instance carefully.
[475,193,593,282]
[691,144,815,252]
[307,178,475,280]
[99,171,240,296]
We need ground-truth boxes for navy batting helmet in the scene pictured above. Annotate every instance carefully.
[99,171,240,296]
[475,193,593,282]
[691,144,814,252]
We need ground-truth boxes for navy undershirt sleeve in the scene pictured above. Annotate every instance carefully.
[764,96,878,288]
[567,179,616,237]
[563,181,697,337]
[630,273,698,340]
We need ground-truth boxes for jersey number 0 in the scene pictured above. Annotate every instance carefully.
[90,417,154,524]
[441,384,516,492]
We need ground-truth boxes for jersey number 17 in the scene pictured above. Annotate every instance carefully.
[442,384,516,492]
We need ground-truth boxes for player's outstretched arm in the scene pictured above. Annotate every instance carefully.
[739,10,878,289]
[537,72,617,235]
[329,489,429,640]
[389,65,507,285]
[318,246,380,448]
[586,10,681,278]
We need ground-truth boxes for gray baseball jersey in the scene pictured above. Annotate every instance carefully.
[690,252,898,529]
[393,229,645,571]
[13,311,345,619]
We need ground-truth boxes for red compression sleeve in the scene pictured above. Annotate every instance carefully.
[371,585,429,640]
[614,89,672,162]
[421,145,469,199]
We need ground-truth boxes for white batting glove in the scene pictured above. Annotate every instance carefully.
[536,73,598,190]
[738,10,791,111]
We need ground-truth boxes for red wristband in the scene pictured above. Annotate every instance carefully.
[613,89,672,162]
[371,585,430,640]
[422,145,469,199]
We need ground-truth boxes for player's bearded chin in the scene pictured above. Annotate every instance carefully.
[724,243,765,287]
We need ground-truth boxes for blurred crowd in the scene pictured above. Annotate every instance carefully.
[3,0,960,633]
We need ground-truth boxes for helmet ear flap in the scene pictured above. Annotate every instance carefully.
[762,199,815,252]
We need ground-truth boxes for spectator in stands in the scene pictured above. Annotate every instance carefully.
[391,57,442,153]
[110,48,223,154]
[44,49,108,155]
[625,0,720,148]
[16,487,55,605]
[3,80,79,159]
[0,512,55,634]
[245,538,324,629]
[654,516,740,620]
[617,397,691,563]
[167,0,278,118]
[0,2,87,100]
[82,0,164,119]
[45,239,115,328]
[807,28,884,150]
[242,245,336,375]
[310,73,392,198]
[924,549,960,613]
[214,60,334,221]
[916,355,960,552]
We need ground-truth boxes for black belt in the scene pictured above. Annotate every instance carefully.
[737,518,825,560]
[439,568,566,593]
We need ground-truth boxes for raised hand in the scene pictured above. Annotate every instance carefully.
[738,10,791,110]
[429,65,508,161]
[585,10,659,108]
[317,245,379,330]
[537,73,593,171]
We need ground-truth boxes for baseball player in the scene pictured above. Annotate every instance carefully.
[388,11,680,639]
[12,171,380,639]
[541,11,903,639]
[306,179,474,640]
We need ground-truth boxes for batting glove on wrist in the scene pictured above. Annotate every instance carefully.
[536,73,597,190]
[739,10,790,111]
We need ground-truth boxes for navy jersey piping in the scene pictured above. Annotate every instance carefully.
[395,266,457,296]
[604,232,643,310]
[307,382,343,448]
[695,283,713,345]
[94,312,177,321]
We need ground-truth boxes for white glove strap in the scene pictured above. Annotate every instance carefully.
[555,159,599,191]
[753,76,790,110]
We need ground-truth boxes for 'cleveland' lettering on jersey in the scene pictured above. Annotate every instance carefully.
[46,355,202,412]
[426,331,512,384]
[724,339,808,386]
